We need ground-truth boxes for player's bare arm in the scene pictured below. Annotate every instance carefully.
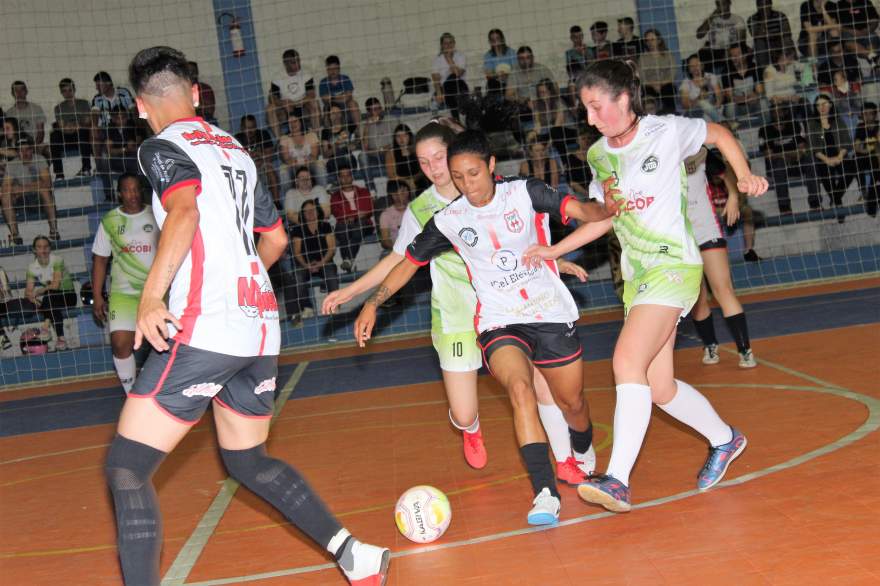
[322,252,403,314]
[354,258,419,347]
[91,254,110,322]
[255,224,288,269]
[705,122,768,197]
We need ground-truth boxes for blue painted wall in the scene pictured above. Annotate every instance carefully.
[213,0,265,133]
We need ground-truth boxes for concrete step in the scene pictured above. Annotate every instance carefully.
[12,215,90,243]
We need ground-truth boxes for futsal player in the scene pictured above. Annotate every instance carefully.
[354,130,617,525]
[104,46,388,585]
[524,60,765,512]
[91,173,158,392]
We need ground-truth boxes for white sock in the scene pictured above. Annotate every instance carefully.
[606,383,653,487]
[658,380,733,447]
[537,402,571,462]
[113,355,136,393]
[326,528,350,555]
[449,410,480,434]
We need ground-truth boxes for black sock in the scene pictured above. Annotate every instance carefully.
[569,423,593,454]
[519,443,559,498]
[724,312,751,353]
[692,314,718,347]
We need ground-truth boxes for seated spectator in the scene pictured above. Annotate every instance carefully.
[696,0,747,75]
[748,0,795,70]
[484,28,517,91]
[267,49,320,136]
[763,49,806,116]
[319,55,360,124]
[531,79,577,156]
[680,54,725,122]
[519,137,559,188]
[853,101,879,216]
[50,78,92,180]
[6,81,46,151]
[385,124,425,192]
[1,117,20,163]
[565,26,590,84]
[798,0,841,59]
[284,166,331,225]
[22,235,76,351]
[1,135,59,244]
[188,61,217,125]
[612,17,642,59]
[760,103,813,214]
[98,106,139,175]
[640,29,678,115]
[806,93,857,208]
[287,199,339,325]
[506,46,556,132]
[321,103,361,185]
[236,118,279,206]
[825,69,863,132]
[818,38,861,86]
[90,72,135,154]
[723,43,764,121]
[0,264,33,346]
[835,0,880,62]
[234,114,273,152]
[330,164,374,273]
[378,180,411,251]
[359,97,394,184]
[565,128,597,195]
[278,112,323,192]
[432,33,469,119]
[587,21,613,62]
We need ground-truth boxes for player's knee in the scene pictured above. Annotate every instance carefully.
[111,339,132,358]
[104,435,165,493]
[554,391,584,415]
[219,443,283,487]
[506,379,536,410]
[649,379,677,404]
[612,355,644,383]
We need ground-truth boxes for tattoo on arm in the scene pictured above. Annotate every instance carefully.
[367,285,390,307]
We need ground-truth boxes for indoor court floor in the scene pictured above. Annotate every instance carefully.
[1,277,878,585]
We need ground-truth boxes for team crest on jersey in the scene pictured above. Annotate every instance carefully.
[143,224,154,233]
[491,249,518,272]
[237,274,279,319]
[641,155,659,173]
[459,227,479,247]
[504,210,524,233]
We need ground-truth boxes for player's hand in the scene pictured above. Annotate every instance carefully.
[92,296,106,323]
[522,244,556,269]
[602,176,624,217]
[736,174,768,197]
[135,296,182,352]
[723,197,740,226]
[322,287,354,315]
[558,259,588,282]
[354,304,377,348]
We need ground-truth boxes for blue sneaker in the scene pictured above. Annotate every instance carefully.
[527,487,560,525]
[577,474,631,513]
[698,427,747,491]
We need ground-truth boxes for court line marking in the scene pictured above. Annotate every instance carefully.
[180,377,880,585]
[160,361,309,586]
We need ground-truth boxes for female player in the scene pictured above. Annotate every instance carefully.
[524,60,766,512]
[352,130,617,525]
[91,173,158,392]
[684,147,757,368]
[324,120,595,484]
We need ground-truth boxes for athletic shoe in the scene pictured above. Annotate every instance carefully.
[698,427,747,491]
[577,474,632,513]
[527,487,560,525]
[462,429,488,469]
[556,456,587,485]
[743,249,762,262]
[702,344,720,365]
[341,540,390,586]
[575,445,596,475]
[340,260,352,273]
[738,349,757,369]
[301,307,315,319]
[54,337,67,352]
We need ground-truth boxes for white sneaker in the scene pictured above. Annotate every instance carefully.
[339,540,390,586]
[738,349,758,369]
[527,487,560,526]
[702,344,720,365]
[301,307,315,319]
[576,445,597,475]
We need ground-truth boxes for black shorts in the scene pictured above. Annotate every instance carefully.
[129,340,278,424]
[699,238,727,251]
[478,322,582,371]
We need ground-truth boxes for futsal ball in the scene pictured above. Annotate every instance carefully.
[394,485,452,543]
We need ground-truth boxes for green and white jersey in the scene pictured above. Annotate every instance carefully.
[91,206,158,296]
[392,185,475,334]
[587,115,706,281]
[27,253,74,292]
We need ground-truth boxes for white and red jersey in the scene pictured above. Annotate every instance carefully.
[685,147,725,246]
[406,177,580,333]
[138,117,282,357]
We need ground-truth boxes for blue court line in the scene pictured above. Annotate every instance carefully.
[1,287,877,438]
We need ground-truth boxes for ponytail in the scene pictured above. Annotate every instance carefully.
[576,59,645,116]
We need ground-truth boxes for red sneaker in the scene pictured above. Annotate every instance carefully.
[556,456,587,486]
[462,429,488,469]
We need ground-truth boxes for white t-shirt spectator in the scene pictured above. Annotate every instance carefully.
[271,70,314,103]
[432,52,467,83]
[707,14,746,50]
[679,73,722,103]
[379,205,406,243]
[5,103,46,139]
[284,185,330,218]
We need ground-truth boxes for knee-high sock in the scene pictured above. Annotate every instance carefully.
[657,380,733,447]
[723,313,751,353]
[520,443,559,498]
[113,355,137,393]
[537,402,571,462]
[693,314,718,347]
[606,384,653,487]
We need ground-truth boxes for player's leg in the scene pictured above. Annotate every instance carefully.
[435,330,486,469]
[109,293,139,392]
[649,327,747,491]
[702,247,756,368]
[213,358,389,584]
[1,189,20,242]
[534,369,593,482]
[691,276,720,365]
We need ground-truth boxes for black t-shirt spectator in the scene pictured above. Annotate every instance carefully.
[818,54,861,86]
[292,221,333,264]
[799,1,835,49]
[724,59,762,95]
[834,0,879,29]
[760,119,806,155]
[565,153,592,188]
[612,38,641,59]
[234,128,273,153]
[854,120,879,161]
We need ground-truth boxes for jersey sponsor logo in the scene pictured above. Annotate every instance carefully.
[459,227,479,247]
[623,194,656,212]
[181,128,246,151]
[504,210,524,233]
[665,270,683,284]
[182,382,223,398]
[120,243,153,254]
[254,377,276,395]
[638,283,648,293]
[489,264,541,291]
[143,224,154,233]
[237,274,280,319]
[491,249,518,272]
[643,122,667,137]
[150,153,175,185]
[641,155,659,173]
